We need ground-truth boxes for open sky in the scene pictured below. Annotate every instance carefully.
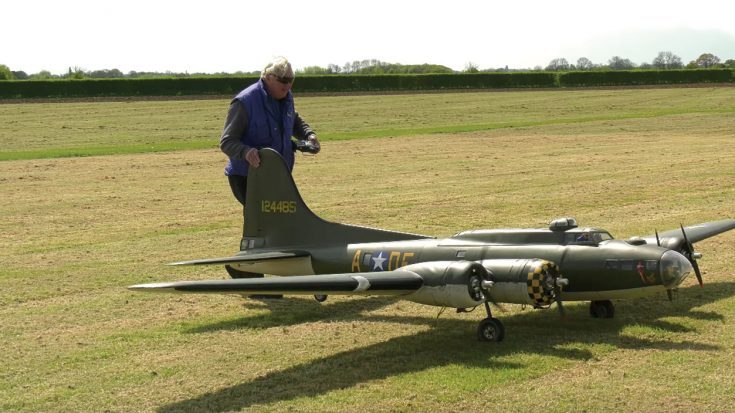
[4,0,735,75]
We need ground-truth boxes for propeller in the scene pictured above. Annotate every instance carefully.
[553,276,569,317]
[541,263,568,317]
[479,271,507,312]
[655,229,661,246]
[680,224,703,287]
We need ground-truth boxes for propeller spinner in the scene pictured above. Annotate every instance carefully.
[540,264,569,317]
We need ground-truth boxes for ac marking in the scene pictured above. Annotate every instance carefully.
[372,252,387,270]
[261,200,297,214]
[351,250,416,272]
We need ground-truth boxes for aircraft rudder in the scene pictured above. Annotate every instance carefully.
[243,149,320,247]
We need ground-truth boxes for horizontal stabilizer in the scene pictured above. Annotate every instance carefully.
[168,250,310,266]
[129,271,424,297]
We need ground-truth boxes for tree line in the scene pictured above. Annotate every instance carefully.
[1,52,733,81]
[542,52,731,71]
[0,66,262,81]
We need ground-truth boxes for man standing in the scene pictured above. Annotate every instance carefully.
[220,56,320,278]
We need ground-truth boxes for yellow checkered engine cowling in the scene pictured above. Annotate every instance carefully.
[480,259,563,306]
[526,260,561,307]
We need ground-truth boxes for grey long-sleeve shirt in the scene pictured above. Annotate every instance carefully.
[219,100,316,161]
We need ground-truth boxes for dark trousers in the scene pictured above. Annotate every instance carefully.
[227,175,248,206]
[228,175,247,245]
[226,175,264,279]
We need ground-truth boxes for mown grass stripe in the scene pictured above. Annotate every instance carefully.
[2,107,733,161]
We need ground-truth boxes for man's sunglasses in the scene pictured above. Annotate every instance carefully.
[273,75,294,85]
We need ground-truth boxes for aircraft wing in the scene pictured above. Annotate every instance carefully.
[645,219,735,247]
[129,271,424,297]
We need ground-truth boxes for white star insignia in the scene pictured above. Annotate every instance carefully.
[372,252,386,271]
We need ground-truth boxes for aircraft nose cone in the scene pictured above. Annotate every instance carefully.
[660,250,694,289]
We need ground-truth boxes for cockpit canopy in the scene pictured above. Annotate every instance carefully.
[564,229,614,245]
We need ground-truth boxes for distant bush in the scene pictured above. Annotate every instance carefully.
[355,63,454,74]
[0,64,14,80]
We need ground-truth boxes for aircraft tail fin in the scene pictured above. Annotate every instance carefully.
[242,149,430,250]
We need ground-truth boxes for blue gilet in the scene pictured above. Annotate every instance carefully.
[224,80,296,176]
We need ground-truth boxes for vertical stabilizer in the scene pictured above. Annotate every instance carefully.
[242,149,429,250]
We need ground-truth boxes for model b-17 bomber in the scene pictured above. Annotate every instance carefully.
[130,149,735,342]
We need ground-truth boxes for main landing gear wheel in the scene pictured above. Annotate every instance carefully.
[314,294,328,302]
[589,300,615,318]
[477,301,505,342]
[477,317,505,342]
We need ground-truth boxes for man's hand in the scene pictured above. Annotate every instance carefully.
[245,148,260,168]
[308,134,320,150]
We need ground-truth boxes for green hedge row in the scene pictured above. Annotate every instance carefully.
[559,69,735,86]
[0,77,260,99]
[294,72,558,91]
[0,73,556,99]
[0,70,732,99]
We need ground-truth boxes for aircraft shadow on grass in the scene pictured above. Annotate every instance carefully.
[160,281,734,413]
[184,296,397,333]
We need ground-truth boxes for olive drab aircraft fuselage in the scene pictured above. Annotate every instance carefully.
[130,149,735,342]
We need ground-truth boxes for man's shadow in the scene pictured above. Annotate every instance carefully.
[160,282,732,413]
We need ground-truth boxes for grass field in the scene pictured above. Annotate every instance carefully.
[1,88,734,412]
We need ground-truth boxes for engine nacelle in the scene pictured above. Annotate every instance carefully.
[481,259,562,307]
[401,261,489,308]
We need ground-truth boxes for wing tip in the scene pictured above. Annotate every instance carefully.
[128,282,177,291]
